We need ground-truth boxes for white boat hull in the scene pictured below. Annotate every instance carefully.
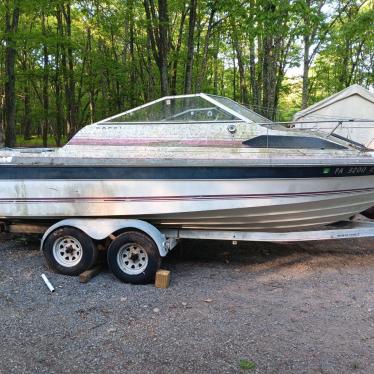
[1,175,374,231]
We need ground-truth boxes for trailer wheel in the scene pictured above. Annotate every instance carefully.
[43,227,98,276]
[107,231,161,284]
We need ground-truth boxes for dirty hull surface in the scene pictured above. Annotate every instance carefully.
[0,234,373,374]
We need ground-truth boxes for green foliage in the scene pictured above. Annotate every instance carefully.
[16,135,68,147]
[312,2,374,97]
[239,358,256,370]
[0,0,372,146]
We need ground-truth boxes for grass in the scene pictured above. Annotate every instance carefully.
[239,359,257,371]
[16,135,68,148]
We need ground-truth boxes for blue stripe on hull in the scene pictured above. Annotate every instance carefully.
[0,164,374,179]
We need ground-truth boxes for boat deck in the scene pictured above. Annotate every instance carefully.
[1,144,373,167]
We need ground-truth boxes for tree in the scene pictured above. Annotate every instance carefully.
[311,1,374,100]
[184,0,198,93]
[0,0,372,147]
[4,0,20,147]
[144,0,170,96]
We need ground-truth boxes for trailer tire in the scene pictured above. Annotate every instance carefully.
[43,227,98,276]
[107,231,161,284]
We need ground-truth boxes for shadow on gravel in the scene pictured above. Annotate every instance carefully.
[165,237,374,275]
[1,233,373,278]
[0,233,40,250]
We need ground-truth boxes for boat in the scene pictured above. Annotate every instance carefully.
[1,93,374,231]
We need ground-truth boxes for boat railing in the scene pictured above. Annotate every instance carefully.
[258,119,374,129]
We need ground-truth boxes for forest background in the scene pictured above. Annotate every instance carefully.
[0,0,373,147]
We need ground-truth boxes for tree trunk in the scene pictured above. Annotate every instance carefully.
[248,0,258,108]
[262,36,278,120]
[171,6,187,95]
[0,95,4,147]
[301,35,310,110]
[42,12,49,146]
[144,0,170,96]
[20,49,32,140]
[0,82,4,147]
[261,35,272,119]
[86,26,95,124]
[109,27,122,112]
[23,79,32,140]
[158,0,169,96]
[62,2,76,138]
[196,6,215,92]
[249,37,258,108]
[0,53,3,147]
[184,0,197,94]
[232,34,249,105]
[59,7,68,136]
[55,6,64,143]
[301,0,311,109]
[146,34,153,100]
[260,1,279,121]
[232,50,236,101]
[4,0,20,147]
[213,35,219,94]
[129,9,137,107]
[54,54,63,147]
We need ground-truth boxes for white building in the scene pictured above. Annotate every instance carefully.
[293,84,374,149]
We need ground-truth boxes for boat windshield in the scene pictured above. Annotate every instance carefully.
[99,93,270,124]
[207,94,271,123]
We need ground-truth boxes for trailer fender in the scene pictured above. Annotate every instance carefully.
[40,219,169,257]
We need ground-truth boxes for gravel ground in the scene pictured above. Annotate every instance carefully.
[0,233,373,374]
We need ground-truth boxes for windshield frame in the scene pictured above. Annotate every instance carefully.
[94,93,265,125]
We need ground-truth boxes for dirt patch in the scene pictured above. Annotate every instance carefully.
[0,234,373,373]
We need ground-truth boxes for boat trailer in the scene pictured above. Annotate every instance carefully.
[162,220,374,243]
[1,216,374,284]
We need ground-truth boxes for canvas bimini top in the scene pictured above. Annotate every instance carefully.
[97,93,271,124]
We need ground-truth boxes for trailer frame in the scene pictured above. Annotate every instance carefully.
[2,215,374,258]
[2,216,374,284]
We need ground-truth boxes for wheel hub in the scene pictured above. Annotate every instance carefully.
[129,253,139,262]
[65,245,75,254]
[52,236,83,267]
[117,243,148,275]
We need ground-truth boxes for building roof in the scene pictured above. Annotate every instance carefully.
[294,84,374,121]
